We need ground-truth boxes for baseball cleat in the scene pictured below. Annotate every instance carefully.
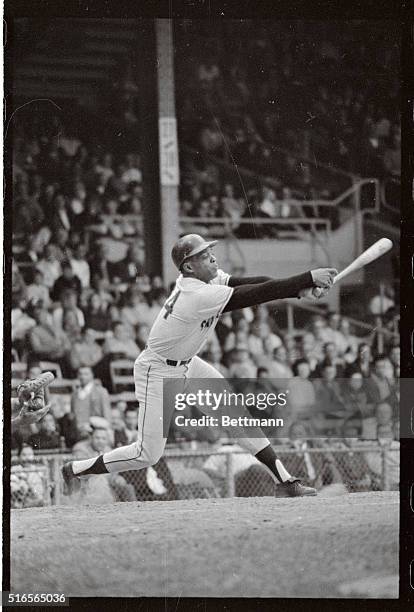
[276,477,317,497]
[61,462,81,495]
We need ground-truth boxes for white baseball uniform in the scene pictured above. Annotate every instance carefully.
[102,269,269,474]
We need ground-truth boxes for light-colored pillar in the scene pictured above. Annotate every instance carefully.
[156,19,180,286]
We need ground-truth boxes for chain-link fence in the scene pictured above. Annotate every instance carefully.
[10,444,399,508]
[10,464,52,509]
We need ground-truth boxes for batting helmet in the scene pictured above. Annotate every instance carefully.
[171,234,218,270]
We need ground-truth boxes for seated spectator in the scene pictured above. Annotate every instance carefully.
[324,312,343,345]
[95,152,114,185]
[121,154,142,185]
[308,315,331,356]
[369,284,395,316]
[52,288,85,330]
[36,244,62,289]
[13,181,45,235]
[389,345,400,378]
[124,406,139,442]
[74,194,106,235]
[338,317,359,359]
[11,443,46,508]
[111,405,131,447]
[312,363,347,432]
[68,180,87,218]
[347,342,373,378]
[69,328,104,373]
[72,424,135,504]
[145,288,166,327]
[299,332,320,373]
[26,268,51,308]
[287,359,316,420]
[51,261,82,302]
[120,287,151,330]
[90,273,114,307]
[69,243,90,289]
[255,333,283,372]
[227,345,257,378]
[84,292,113,332]
[28,305,72,373]
[107,163,128,201]
[50,193,72,234]
[11,296,36,349]
[28,412,61,451]
[70,366,112,434]
[103,322,140,360]
[318,342,346,376]
[15,234,43,268]
[108,243,145,284]
[365,354,398,406]
[362,401,395,441]
[341,371,372,419]
[204,345,229,377]
[51,228,71,263]
[267,345,293,380]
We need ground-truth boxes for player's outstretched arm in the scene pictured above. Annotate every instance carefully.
[223,268,337,312]
[228,275,272,287]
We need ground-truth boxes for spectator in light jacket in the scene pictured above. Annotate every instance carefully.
[70,366,112,434]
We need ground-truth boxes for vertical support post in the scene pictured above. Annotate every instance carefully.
[381,447,389,491]
[155,19,180,287]
[353,178,362,259]
[225,452,235,498]
[53,457,61,506]
[286,302,294,336]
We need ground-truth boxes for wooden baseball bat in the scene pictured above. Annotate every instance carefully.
[314,238,393,297]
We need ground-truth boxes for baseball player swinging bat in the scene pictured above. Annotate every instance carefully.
[62,235,338,498]
[312,238,393,298]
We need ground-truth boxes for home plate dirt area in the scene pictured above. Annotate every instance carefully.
[11,491,398,598]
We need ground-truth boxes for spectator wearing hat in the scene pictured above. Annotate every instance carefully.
[70,366,112,435]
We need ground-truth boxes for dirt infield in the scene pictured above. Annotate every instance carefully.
[11,491,398,598]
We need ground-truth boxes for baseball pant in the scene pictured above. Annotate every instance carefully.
[103,349,270,474]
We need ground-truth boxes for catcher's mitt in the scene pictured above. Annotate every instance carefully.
[16,372,55,411]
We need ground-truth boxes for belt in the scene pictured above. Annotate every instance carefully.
[166,358,192,367]
[145,345,192,367]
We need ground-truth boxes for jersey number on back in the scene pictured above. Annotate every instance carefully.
[163,290,181,319]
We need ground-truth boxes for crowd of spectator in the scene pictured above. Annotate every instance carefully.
[176,19,400,224]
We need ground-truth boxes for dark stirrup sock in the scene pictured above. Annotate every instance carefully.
[255,444,293,483]
[73,455,109,476]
